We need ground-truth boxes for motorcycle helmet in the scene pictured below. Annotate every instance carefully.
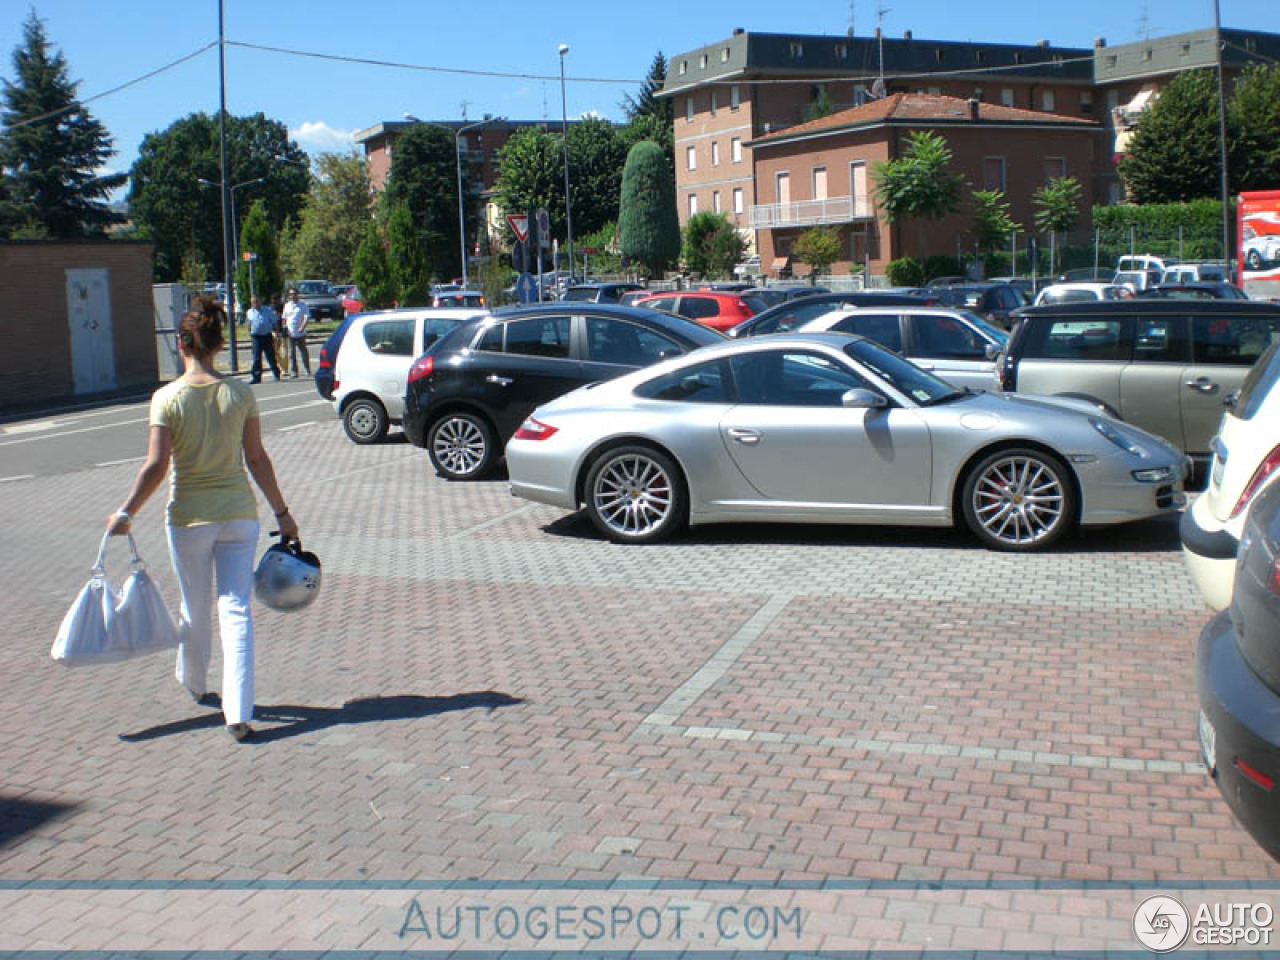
[253,536,321,612]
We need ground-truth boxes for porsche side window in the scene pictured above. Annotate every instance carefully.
[634,360,729,403]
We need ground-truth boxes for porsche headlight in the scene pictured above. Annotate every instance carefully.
[1091,418,1149,458]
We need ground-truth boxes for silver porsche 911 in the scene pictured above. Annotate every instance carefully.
[505,333,1189,551]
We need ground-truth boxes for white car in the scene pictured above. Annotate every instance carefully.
[796,305,1007,391]
[1033,282,1133,306]
[332,308,489,444]
[1181,340,1280,609]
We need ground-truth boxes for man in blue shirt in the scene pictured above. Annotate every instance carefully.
[246,295,282,383]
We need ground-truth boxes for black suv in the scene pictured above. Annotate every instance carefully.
[1000,299,1280,470]
[402,303,724,479]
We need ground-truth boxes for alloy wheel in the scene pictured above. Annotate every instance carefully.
[592,453,675,538]
[970,454,1066,546]
[432,417,489,476]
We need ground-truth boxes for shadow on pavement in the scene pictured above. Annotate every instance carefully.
[0,795,80,845]
[541,509,1182,554]
[117,691,522,745]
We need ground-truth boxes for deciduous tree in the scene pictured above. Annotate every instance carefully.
[279,152,371,282]
[0,12,126,237]
[682,212,745,279]
[970,189,1020,254]
[1033,176,1083,275]
[1227,64,1280,194]
[1119,69,1220,203]
[128,112,309,281]
[792,227,842,279]
[618,140,680,277]
[871,131,966,257]
[382,123,460,281]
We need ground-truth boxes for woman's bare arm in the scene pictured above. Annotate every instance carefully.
[106,426,171,534]
[242,416,300,538]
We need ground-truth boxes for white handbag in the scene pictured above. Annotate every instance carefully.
[51,532,179,667]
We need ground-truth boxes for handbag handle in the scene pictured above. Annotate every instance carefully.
[93,531,145,575]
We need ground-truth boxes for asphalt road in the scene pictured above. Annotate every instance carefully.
[0,378,332,480]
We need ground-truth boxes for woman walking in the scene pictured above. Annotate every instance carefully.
[106,297,300,742]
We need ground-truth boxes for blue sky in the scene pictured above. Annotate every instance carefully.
[1,0,1271,179]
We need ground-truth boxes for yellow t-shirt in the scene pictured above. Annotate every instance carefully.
[149,378,259,527]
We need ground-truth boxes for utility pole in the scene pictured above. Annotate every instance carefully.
[216,0,237,370]
[1212,0,1232,270]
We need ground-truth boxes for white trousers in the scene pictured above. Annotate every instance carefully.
[168,519,259,725]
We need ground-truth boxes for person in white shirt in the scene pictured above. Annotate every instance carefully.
[282,288,311,378]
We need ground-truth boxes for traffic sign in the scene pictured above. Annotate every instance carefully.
[506,214,529,243]
[241,251,258,262]
[515,273,538,304]
[537,209,550,248]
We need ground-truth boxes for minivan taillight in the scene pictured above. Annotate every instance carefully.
[1230,446,1280,519]
[407,355,434,384]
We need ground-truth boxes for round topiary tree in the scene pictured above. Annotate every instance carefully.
[618,140,680,278]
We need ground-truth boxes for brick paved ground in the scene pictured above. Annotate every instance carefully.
[2,417,1277,892]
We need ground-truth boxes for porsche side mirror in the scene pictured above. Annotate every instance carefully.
[842,388,888,409]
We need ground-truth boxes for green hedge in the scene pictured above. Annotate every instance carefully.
[1091,198,1232,262]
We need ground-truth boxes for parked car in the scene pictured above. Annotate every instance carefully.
[1033,282,1134,306]
[402,303,724,480]
[1117,254,1172,275]
[330,308,488,444]
[505,332,1186,550]
[618,289,654,307]
[314,315,357,401]
[1114,268,1162,293]
[562,283,645,303]
[989,276,1038,301]
[433,290,486,309]
[341,286,363,316]
[330,283,355,299]
[1139,282,1249,300]
[1195,476,1280,860]
[932,282,1027,328]
[925,276,969,288]
[998,299,1280,473]
[1058,267,1117,284]
[727,291,934,338]
[632,291,764,332]
[1161,262,1229,284]
[1181,340,1280,610]
[290,280,344,322]
[797,305,1007,390]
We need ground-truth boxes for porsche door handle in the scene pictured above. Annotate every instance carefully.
[486,375,513,386]
[728,427,761,445]
[1184,377,1219,394]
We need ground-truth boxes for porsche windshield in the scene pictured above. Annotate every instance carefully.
[844,338,957,405]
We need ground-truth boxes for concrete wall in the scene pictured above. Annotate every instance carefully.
[0,241,157,408]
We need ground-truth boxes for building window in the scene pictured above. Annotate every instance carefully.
[790,41,804,58]
[710,90,718,116]
[733,187,744,214]
[1015,52,1024,64]
[935,48,946,64]
[688,194,698,217]
[976,50,986,64]
[700,53,708,69]
[812,166,827,201]
[850,160,868,215]
[712,141,720,166]
[835,43,848,60]
[721,47,731,63]
[1080,91,1093,114]
[713,191,722,214]
[1106,54,1118,68]
[776,171,791,206]
[1044,156,1066,183]
[731,137,742,163]
[686,97,694,122]
[730,85,740,110]
[686,146,697,171]
[1042,89,1056,112]
[1001,88,1014,107]
[983,156,1006,192]
[679,60,687,75]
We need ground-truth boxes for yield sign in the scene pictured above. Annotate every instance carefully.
[506,214,529,243]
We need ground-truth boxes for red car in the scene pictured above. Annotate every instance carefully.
[633,290,762,332]
[341,286,363,316]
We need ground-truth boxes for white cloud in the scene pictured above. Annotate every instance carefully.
[579,108,604,120]
[290,121,358,153]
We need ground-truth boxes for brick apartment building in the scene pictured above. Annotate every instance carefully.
[660,25,1280,275]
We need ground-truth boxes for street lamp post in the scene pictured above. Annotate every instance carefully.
[558,44,575,281]
[198,177,264,301]
[456,117,502,289]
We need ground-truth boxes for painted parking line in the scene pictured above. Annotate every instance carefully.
[0,474,34,483]
[96,457,145,467]
[278,421,319,432]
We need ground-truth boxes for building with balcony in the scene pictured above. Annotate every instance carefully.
[748,93,1098,277]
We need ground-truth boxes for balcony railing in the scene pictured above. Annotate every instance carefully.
[749,196,874,230]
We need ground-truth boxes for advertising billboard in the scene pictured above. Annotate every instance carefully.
[1239,189,1280,300]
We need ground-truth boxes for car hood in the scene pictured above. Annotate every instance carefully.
[949,391,1180,450]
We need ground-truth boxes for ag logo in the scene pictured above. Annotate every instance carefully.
[1133,895,1190,952]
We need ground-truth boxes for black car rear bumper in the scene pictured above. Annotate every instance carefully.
[1196,609,1280,860]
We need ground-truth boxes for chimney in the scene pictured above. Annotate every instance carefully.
[1094,37,1107,47]
[733,27,745,36]
[874,27,881,38]
[967,98,980,120]
[903,29,913,40]
[1036,39,1049,48]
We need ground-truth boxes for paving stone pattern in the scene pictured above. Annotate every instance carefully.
[1,420,1277,889]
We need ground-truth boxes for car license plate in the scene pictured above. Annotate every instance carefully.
[1199,710,1217,775]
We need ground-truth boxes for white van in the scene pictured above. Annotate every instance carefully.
[1116,254,1172,275]
[1160,263,1229,284]
[332,307,489,444]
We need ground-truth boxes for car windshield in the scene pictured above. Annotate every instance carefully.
[843,338,958,405]
[297,281,330,296]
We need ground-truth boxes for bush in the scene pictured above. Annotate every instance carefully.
[1092,198,1231,261]
[682,212,744,279]
[885,257,925,286]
